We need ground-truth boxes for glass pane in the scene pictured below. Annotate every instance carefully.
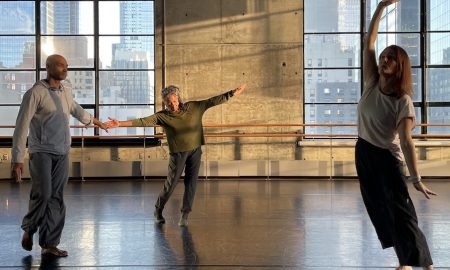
[304,0,360,33]
[412,68,422,102]
[427,0,450,31]
[375,34,420,66]
[304,34,360,68]
[40,70,95,104]
[70,108,94,136]
[0,1,35,34]
[428,107,450,134]
[0,37,36,69]
[427,33,450,65]
[0,71,36,104]
[41,1,93,34]
[0,106,19,135]
[99,71,154,104]
[366,0,419,32]
[426,68,450,102]
[414,107,421,135]
[0,106,95,136]
[40,36,94,68]
[99,36,154,69]
[99,105,155,136]
[99,1,154,35]
[304,69,361,103]
[305,104,358,135]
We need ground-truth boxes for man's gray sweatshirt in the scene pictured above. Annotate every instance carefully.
[12,80,93,163]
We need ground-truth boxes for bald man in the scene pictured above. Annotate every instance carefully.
[11,54,107,257]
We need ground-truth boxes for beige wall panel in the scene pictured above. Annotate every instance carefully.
[417,160,450,176]
[143,160,169,176]
[270,160,330,177]
[239,144,270,160]
[333,161,357,177]
[268,144,296,160]
[300,148,331,161]
[164,0,222,44]
[220,144,241,160]
[238,160,268,176]
[221,44,302,96]
[164,46,222,96]
[222,0,302,43]
[203,144,222,160]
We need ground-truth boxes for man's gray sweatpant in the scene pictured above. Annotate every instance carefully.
[21,152,69,248]
[155,147,202,213]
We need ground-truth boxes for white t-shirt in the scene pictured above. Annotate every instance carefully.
[357,78,415,161]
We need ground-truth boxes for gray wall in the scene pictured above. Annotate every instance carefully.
[154,0,303,160]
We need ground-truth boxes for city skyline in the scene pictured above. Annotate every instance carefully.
[2,1,450,136]
[304,0,450,134]
[0,1,155,136]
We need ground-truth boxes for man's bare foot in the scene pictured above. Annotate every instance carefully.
[41,246,68,257]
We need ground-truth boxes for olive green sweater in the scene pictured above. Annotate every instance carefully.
[131,90,234,153]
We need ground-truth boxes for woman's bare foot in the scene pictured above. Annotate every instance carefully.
[395,266,412,270]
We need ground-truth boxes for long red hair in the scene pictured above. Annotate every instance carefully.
[384,45,413,98]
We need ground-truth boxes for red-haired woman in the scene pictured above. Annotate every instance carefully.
[356,1,436,269]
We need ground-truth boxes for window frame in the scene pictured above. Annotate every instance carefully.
[303,0,450,136]
[0,0,157,146]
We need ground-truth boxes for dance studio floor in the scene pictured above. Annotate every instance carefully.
[1,179,449,269]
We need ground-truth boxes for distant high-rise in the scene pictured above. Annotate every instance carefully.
[118,1,153,51]
[0,2,34,68]
[304,0,360,134]
[111,1,152,104]
[41,2,79,34]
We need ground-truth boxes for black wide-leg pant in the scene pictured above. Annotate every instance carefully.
[355,138,432,267]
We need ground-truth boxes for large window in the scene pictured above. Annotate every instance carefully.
[0,1,155,136]
[304,0,450,135]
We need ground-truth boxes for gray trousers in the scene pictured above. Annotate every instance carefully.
[21,152,69,248]
[155,147,202,213]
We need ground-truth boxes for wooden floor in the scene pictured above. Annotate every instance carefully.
[0,179,449,269]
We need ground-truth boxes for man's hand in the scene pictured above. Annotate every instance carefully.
[12,163,24,183]
[233,84,247,96]
[103,117,120,129]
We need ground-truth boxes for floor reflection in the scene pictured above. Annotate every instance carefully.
[21,255,62,270]
[180,227,199,267]
[153,224,199,268]
[1,180,449,269]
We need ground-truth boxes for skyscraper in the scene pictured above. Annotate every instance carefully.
[304,0,360,135]
[41,1,79,34]
[0,2,35,68]
[111,1,153,104]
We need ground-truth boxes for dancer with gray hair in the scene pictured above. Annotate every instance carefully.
[105,84,246,226]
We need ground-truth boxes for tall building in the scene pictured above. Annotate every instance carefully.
[0,2,35,68]
[41,1,94,108]
[111,1,152,104]
[0,2,94,135]
[304,0,360,135]
[426,0,450,133]
[41,2,79,34]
